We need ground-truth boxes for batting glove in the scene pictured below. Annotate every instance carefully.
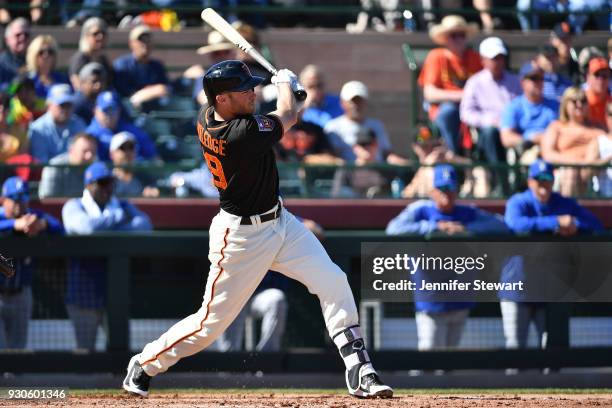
[271,68,297,85]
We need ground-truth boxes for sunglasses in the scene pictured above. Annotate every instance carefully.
[570,97,587,103]
[306,82,325,89]
[448,31,466,40]
[89,30,106,38]
[593,71,610,79]
[119,142,135,152]
[38,48,55,57]
[95,178,114,187]
[527,76,544,82]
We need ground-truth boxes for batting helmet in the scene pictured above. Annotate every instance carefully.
[203,60,265,105]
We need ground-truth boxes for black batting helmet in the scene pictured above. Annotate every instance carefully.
[203,60,265,105]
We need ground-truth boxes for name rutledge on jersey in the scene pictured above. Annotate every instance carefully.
[372,279,524,292]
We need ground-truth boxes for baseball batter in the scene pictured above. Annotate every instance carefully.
[123,60,392,398]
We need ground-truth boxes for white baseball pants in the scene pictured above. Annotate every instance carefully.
[138,204,359,376]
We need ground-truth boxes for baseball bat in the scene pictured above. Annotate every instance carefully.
[200,8,307,102]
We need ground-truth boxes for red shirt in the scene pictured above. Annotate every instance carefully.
[418,47,482,120]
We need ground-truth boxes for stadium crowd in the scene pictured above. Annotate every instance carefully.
[0,7,609,352]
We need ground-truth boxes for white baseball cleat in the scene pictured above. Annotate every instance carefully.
[122,355,151,397]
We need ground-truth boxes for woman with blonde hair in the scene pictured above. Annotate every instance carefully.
[541,86,601,196]
[68,17,112,89]
[26,34,68,99]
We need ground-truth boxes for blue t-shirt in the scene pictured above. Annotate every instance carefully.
[542,72,572,102]
[501,95,559,141]
[113,53,168,97]
[301,94,343,128]
[86,118,157,161]
[29,71,70,99]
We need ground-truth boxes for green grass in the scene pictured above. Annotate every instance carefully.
[69,388,612,396]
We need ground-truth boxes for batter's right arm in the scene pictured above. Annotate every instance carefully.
[269,69,299,131]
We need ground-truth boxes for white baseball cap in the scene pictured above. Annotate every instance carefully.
[479,37,507,59]
[110,131,136,152]
[340,81,369,101]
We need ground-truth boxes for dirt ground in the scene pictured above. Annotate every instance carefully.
[3,392,612,407]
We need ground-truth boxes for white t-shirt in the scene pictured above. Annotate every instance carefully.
[323,116,392,162]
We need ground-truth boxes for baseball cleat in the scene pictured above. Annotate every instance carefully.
[123,355,151,397]
[348,366,393,398]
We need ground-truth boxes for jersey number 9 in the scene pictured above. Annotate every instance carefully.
[204,153,228,190]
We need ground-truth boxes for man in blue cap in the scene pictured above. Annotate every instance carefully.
[386,164,508,350]
[500,64,559,162]
[86,91,157,162]
[62,162,152,350]
[28,83,87,163]
[502,159,603,351]
[0,176,63,349]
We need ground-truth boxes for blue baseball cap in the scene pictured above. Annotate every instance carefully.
[84,162,113,185]
[529,159,554,181]
[2,177,29,201]
[96,91,121,112]
[433,164,457,191]
[47,84,76,105]
[519,62,544,80]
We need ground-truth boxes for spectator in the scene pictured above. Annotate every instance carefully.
[0,1,42,26]
[578,46,605,84]
[28,84,87,163]
[86,91,158,162]
[585,57,611,131]
[69,17,112,90]
[6,75,45,151]
[517,0,566,32]
[62,162,152,351]
[500,64,559,164]
[109,132,159,198]
[26,35,69,99]
[532,45,572,102]
[460,37,521,195]
[586,101,612,197]
[541,87,601,196]
[403,124,490,198]
[549,23,579,85]
[278,121,340,164]
[502,159,602,350]
[168,164,219,198]
[0,18,30,82]
[331,128,391,198]
[0,177,63,349]
[299,65,343,129]
[324,81,406,165]
[38,132,98,199]
[185,30,236,106]
[419,15,482,155]
[113,25,169,112]
[73,62,108,124]
[386,165,508,350]
[0,92,21,159]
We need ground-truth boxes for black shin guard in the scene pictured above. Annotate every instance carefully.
[333,326,374,393]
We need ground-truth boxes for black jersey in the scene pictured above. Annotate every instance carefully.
[197,106,284,216]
